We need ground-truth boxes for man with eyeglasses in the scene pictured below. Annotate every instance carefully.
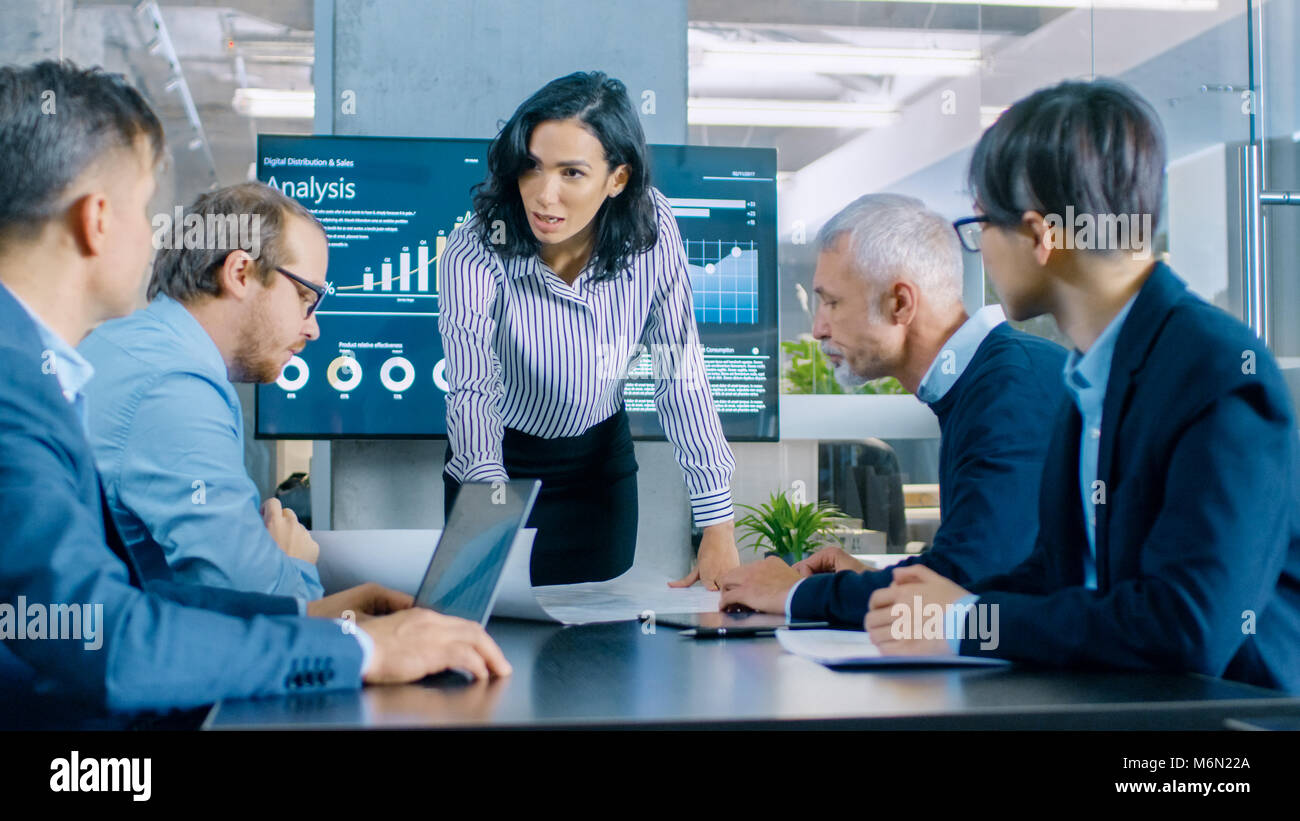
[717,193,1067,625]
[865,79,1300,692]
[80,182,335,600]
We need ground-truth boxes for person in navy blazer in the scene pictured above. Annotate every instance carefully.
[714,194,1067,623]
[866,78,1300,693]
[0,61,510,712]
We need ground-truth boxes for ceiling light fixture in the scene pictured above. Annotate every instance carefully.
[232,88,315,119]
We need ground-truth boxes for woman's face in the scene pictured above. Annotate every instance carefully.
[517,117,628,250]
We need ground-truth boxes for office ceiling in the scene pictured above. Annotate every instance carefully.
[18,1,1289,214]
[41,0,1065,188]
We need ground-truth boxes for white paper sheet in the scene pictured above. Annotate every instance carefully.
[775,628,1011,667]
[312,528,720,624]
[532,564,720,624]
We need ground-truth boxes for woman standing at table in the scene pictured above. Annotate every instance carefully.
[439,71,738,588]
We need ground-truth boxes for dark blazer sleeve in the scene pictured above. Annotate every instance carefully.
[792,359,1061,624]
[964,533,1055,597]
[0,351,362,711]
[961,385,1295,676]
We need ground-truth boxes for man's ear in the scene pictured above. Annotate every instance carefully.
[1021,211,1055,266]
[69,193,110,257]
[890,279,919,326]
[215,250,257,299]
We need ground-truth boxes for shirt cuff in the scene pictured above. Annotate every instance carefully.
[784,577,804,621]
[289,557,326,599]
[690,488,733,528]
[339,620,376,676]
[946,594,979,654]
[296,597,308,616]
[457,461,510,483]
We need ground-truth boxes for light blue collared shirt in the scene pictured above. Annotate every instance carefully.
[785,305,1007,620]
[79,294,324,602]
[5,286,95,429]
[1062,294,1138,590]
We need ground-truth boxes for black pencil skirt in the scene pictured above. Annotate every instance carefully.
[443,408,639,586]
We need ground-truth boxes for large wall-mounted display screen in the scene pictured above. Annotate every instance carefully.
[255,134,778,441]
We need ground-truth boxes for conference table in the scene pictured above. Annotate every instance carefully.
[203,618,1300,730]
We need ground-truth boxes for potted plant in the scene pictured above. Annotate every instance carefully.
[735,490,851,565]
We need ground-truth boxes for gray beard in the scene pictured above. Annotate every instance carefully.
[832,357,869,389]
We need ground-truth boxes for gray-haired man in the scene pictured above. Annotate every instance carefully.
[719,194,1067,626]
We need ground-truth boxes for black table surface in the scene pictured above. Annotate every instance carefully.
[204,619,1300,730]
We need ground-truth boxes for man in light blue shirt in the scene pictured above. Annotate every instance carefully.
[81,182,330,601]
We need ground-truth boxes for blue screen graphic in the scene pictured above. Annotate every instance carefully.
[255,135,778,441]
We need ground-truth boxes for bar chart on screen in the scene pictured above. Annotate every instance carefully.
[331,213,470,313]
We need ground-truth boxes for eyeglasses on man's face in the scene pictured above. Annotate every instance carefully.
[275,266,330,318]
[952,216,991,253]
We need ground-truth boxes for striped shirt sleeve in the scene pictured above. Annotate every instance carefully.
[439,222,509,484]
[641,190,736,527]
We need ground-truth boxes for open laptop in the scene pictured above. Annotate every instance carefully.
[413,479,541,625]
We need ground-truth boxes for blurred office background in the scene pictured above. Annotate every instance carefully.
[5,0,1297,573]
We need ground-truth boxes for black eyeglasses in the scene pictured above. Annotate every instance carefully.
[952,216,990,253]
[276,266,330,317]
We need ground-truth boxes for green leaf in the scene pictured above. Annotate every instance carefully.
[734,490,853,562]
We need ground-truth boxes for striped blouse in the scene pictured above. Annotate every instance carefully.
[438,187,735,527]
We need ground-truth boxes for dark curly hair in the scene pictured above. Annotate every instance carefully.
[470,71,657,282]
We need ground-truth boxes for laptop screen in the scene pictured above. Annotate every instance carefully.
[413,480,539,623]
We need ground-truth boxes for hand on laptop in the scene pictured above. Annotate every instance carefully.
[308,582,414,619]
[792,546,867,577]
[361,608,513,684]
[716,556,801,614]
[261,498,320,564]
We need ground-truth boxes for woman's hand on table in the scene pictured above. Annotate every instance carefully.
[668,521,740,591]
